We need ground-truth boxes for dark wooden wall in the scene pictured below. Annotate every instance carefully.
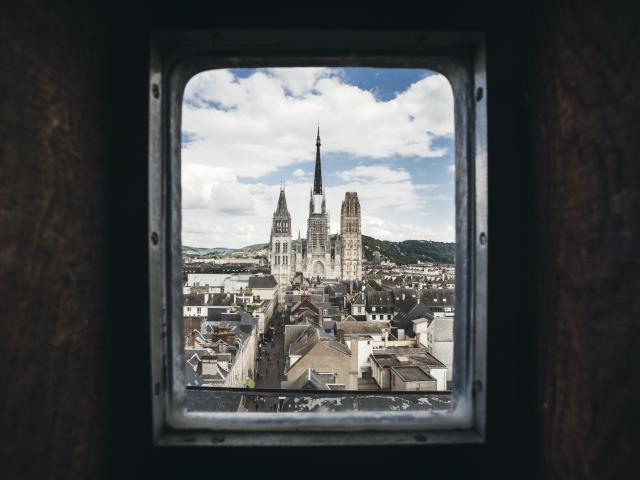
[0,1,637,479]
[0,2,111,478]
[528,2,640,478]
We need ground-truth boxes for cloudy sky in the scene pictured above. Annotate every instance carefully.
[181,67,455,248]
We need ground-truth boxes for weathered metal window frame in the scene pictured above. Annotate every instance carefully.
[148,30,487,446]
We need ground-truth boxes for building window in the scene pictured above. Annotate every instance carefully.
[149,29,487,446]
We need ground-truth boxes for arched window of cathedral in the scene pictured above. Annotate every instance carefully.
[275,241,280,253]
[283,242,288,254]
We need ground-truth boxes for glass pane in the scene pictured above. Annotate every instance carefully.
[180,67,455,413]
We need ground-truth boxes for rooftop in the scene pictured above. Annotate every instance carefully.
[336,322,387,336]
[371,348,446,369]
[391,366,436,383]
[248,275,277,289]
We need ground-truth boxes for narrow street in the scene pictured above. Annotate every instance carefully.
[247,306,287,412]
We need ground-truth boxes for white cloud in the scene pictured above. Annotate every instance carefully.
[180,170,453,247]
[338,165,411,183]
[182,68,454,179]
[361,215,453,243]
[265,67,334,96]
[448,164,455,173]
[393,75,454,137]
[180,68,456,247]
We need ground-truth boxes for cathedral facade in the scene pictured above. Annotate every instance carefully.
[268,129,362,286]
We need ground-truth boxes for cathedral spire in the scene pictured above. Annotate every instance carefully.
[275,187,289,217]
[313,127,323,195]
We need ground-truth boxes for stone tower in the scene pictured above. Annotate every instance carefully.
[340,192,362,281]
[305,127,336,279]
[269,188,292,288]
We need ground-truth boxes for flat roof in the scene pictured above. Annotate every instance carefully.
[336,322,386,335]
[371,349,446,369]
[391,366,436,383]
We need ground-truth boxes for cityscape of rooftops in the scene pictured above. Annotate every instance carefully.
[180,67,457,413]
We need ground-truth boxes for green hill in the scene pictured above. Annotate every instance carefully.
[362,235,455,264]
[184,236,455,265]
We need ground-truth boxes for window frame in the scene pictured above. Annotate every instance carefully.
[148,29,487,446]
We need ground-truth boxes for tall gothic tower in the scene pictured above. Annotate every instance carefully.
[306,127,332,278]
[340,192,362,281]
[269,188,292,288]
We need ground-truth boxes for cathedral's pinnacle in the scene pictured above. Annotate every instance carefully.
[313,128,323,195]
[275,187,289,217]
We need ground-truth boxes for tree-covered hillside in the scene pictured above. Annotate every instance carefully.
[362,235,455,264]
[184,236,455,265]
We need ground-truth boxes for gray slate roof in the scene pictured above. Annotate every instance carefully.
[287,368,331,390]
[289,326,320,357]
[366,291,395,306]
[393,303,434,335]
[419,288,455,306]
[248,275,277,289]
[336,322,386,336]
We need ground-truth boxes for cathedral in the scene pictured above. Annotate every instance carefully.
[268,129,363,286]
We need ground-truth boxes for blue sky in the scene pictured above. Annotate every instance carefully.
[181,67,455,248]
